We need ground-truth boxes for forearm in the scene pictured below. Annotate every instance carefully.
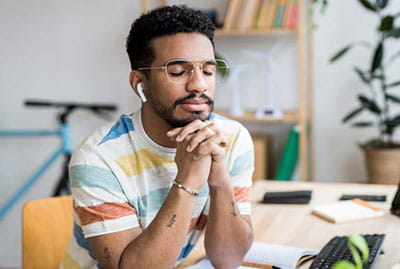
[205,179,253,269]
[119,186,197,269]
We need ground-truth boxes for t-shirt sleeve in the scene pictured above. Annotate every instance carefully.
[227,124,254,215]
[69,144,139,238]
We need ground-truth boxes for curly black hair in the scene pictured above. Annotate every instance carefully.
[126,5,215,71]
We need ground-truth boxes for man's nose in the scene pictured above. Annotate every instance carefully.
[186,67,208,93]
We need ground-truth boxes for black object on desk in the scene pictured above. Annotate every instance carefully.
[262,190,312,204]
[310,234,385,269]
[339,194,387,202]
[391,182,400,217]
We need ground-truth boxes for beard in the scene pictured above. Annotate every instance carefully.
[147,91,214,128]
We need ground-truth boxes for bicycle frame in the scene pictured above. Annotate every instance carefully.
[0,123,73,219]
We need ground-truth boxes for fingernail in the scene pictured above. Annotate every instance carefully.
[186,145,191,152]
[176,135,182,141]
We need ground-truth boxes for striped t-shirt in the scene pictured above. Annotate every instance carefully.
[61,109,254,268]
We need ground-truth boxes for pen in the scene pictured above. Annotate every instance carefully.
[241,261,281,269]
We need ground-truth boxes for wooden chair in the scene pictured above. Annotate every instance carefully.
[22,195,73,269]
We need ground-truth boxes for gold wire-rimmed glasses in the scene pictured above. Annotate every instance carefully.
[137,58,230,84]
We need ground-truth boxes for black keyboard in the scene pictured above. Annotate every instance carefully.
[310,234,385,269]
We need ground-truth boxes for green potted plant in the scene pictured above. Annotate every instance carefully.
[326,0,400,184]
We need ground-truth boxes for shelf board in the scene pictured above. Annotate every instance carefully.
[215,28,296,36]
[214,109,299,123]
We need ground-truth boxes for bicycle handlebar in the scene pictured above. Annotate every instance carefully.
[24,99,117,124]
[24,100,117,111]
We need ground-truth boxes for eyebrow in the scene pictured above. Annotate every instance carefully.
[161,58,216,66]
[166,59,188,65]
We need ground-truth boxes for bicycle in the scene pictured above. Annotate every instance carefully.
[0,100,117,219]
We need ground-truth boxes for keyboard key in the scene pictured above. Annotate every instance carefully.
[310,234,385,269]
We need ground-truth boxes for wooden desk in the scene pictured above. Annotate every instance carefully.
[180,180,400,268]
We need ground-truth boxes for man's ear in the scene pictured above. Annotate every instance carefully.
[129,71,147,103]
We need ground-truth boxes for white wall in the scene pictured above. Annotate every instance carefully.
[313,0,400,182]
[0,1,141,266]
[0,0,399,267]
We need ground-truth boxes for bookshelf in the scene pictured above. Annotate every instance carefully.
[215,28,296,36]
[139,0,314,181]
[215,109,299,123]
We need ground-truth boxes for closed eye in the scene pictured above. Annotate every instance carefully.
[203,70,215,76]
[169,70,186,77]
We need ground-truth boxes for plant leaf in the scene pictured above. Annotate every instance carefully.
[348,234,369,263]
[353,67,370,84]
[370,42,383,73]
[372,74,385,80]
[387,80,400,88]
[330,46,352,63]
[379,15,394,32]
[388,28,400,38]
[333,261,356,269]
[342,107,364,123]
[376,0,389,9]
[352,121,374,127]
[385,115,400,134]
[358,95,381,114]
[385,118,400,128]
[386,94,400,103]
[390,114,400,122]
[357,0,377,12]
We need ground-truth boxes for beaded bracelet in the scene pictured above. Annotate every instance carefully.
[172,180,199,197]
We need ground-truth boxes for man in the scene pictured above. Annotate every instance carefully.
[61,5,254,269]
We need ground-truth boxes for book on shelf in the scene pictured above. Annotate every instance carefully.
[246,0,263,30]
[265,0,278,28]
[223,0,241,30]
[282,0,292,28]
[312,199,385,224]
[256,0,269,29]
[188,241,319,269]
[238,0,259,30]
[287,0,298,29]
[274,125,299,181]
[223,0,298,31]
[273,0,286,28]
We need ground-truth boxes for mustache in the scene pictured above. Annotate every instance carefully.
[173,93,214,108]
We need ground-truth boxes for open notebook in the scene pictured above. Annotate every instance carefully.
[188,242,319,269]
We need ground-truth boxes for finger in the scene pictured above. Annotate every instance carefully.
[186,127,216,152]
[185,121,225,152]
[166,127,183,138]
[218,133,228,148]
[193,135,226,160]
[175,120,212,142]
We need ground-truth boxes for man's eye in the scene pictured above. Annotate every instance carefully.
[167,64,187,77]
[169,71,186,77]
[203,65,216,76]
[203,70,215,76]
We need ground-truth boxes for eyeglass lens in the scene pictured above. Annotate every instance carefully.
[165,59,228,84]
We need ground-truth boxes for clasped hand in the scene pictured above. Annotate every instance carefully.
[167,120,228,190]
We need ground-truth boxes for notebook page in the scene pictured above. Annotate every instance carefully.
[187,242,319,269]
[243,242,319,269]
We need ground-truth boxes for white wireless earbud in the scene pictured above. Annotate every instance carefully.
[137,83,147,103]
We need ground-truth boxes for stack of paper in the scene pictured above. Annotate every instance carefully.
[312,199,385,223]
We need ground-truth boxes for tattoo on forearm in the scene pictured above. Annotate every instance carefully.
[231,201,237,216]
[104,247,111,263]
[167,214,177,228]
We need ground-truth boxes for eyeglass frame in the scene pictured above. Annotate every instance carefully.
[136,58,229,84]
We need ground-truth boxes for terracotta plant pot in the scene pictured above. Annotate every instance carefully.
[361,145,400,184]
